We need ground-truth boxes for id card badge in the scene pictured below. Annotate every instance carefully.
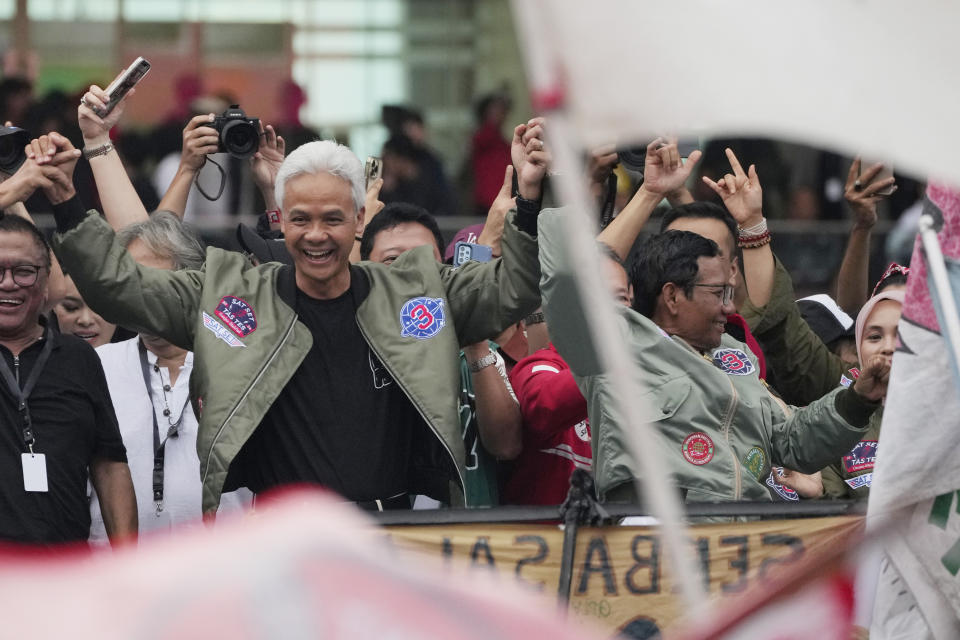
[21,453,48,492]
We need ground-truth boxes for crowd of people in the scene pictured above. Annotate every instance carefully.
[0,73,911,547]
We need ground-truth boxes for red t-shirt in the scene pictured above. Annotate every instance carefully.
[504,345,593,506]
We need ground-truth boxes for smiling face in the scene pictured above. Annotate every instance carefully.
[0,231,48,342]
[54,276,116,348]
[670,255,736,351]
[282,172,364,299]
[859,299,902,368]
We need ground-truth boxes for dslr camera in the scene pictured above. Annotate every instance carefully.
[0,126,30,174]
[213,105,260,159]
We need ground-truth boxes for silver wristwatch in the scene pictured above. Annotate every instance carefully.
[468,351,498,373]
[83,142,115,159]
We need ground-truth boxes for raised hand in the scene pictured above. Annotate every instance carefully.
[364,176,385,220]
[852,353,891,403]
[844,157,896,229]
[702,147,764,228]
[28,133,80,204]
[586,144,619,193]
[78,84,133,146]
[0,157,56,208]
[511,117,550,200]
[640,137,702,197]
[250,122,285,201]
[477,165,517,257]
[180,114,220,173]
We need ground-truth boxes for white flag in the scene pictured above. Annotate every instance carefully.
[867,184,960,638]
[519,0,960,186]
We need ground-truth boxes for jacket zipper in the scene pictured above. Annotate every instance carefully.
[721,374,742,499]
[13,355,19,384]
[202,314,299,488]
[355,318,465,494]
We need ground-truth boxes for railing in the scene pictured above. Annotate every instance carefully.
[371,498,865,526]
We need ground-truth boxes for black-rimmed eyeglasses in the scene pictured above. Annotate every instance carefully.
[0,265,44,287]
[692,283,734,306]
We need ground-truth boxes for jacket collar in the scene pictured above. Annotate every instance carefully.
[276,263,371,309]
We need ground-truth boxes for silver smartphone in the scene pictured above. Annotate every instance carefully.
[365,156,382,189]
[94,57,151,118]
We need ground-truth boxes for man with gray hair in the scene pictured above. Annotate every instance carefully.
[88,212,251,542]
[39,127,547,514]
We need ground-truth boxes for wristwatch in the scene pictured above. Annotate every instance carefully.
[524,311,546,326]
[468,351,498,373]
[83,142,114,159]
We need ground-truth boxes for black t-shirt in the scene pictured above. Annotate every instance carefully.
[232,281,420,502]
[0,327,126,545]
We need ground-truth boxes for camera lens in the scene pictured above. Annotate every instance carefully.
[0,128,28,173]
[221,120,258,159]
[617,147,647,172]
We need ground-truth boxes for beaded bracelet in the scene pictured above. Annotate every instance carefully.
[738,218,768,237]
[739,231,771,249]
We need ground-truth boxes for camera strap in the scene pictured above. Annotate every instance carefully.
[598,173,618,229]
[194,156,227,201]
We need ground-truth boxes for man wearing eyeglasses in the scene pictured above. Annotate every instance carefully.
[539,211,890,505]
[0,212,136,545]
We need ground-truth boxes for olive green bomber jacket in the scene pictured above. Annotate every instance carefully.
[53,208,542,513]
[538,208,876,503]
[739,258,857,407]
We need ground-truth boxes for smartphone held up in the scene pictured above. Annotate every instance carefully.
[93,57,151,119]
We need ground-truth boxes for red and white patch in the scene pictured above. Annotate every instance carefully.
[681,432,715,466]
[214,296,257,338]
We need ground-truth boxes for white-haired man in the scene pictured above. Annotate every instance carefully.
[38,125,547,514]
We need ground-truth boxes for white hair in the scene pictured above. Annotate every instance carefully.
[116,211,206,271]
[274,140,365,214]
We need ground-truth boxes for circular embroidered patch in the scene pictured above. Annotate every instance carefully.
[712,348,756,376]
[399,297,446,340]
[681,432,715,466]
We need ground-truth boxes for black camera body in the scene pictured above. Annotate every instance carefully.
[617,139,701,177]
[0,126,30,174]
[212,105,260,159]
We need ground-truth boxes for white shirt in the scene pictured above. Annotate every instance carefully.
[89,338,252,545]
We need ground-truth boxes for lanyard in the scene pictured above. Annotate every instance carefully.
[0,328,54,453]
[138,340,190,515]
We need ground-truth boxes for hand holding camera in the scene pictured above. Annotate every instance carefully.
[180,114,220,173]
[250,122,285,209]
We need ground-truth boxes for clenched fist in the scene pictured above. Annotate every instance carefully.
[853,354,891,403]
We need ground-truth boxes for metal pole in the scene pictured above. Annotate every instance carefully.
[918,213,960,389]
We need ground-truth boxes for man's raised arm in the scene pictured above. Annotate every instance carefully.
[440,117,549,347]
[34,132,204,350]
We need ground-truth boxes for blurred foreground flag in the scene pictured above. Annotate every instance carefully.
[517,0,960,186]
[0,489,605,640]
[867,184,960,638]
[670,534,859,640]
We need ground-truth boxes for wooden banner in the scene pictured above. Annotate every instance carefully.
[385,516,863,638]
